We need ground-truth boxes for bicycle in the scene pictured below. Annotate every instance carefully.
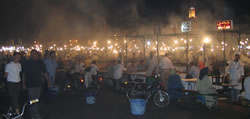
[126,74,170,108]
[1,99,39,119]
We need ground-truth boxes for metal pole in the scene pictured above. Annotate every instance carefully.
[156,34,159,61]
[186,32,189,71]
[125,36,128,65]
[203,44,206,66]
[223,30,226,74]
[238,32,241,52]
[143,37,146,60]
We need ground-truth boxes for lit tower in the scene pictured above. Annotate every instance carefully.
[189,7,196,19]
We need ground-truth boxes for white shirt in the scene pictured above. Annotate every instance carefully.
[74,62,85,73]
[228,61,244,89]
[244,77,250,100]
[5,61,21,83]
[113,64,126,80]
[159,56,173,70]
[188,65,200,78]
[90,64,98,75]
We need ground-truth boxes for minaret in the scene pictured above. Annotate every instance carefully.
[189,7,196,19]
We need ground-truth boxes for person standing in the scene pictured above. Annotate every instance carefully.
[4,52,22,115]
[22,50,49,119]
[159,53,173,88]
[227,53,244,103]
[242,71,250,106]
[44,51,57,87]
[113,60,126,91]
[187,61,200,79]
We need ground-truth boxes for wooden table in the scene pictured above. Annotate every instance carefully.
[181,78,198,83]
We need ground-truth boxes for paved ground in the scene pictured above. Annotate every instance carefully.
[38,87,249,119]
[1,72,250,119]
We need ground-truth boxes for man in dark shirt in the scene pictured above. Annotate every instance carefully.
[22,50,49,119]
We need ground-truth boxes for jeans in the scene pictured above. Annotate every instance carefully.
[27,87,41,119]
[231,88,240,102]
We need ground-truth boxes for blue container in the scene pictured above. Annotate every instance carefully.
[85,92,96,104]
[129,99,147,115]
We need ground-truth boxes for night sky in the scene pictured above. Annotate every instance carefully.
[0,0,249,42]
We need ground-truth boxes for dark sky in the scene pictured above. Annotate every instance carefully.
[0,0,249,42]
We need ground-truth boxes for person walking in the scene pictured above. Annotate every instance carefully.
[22,50,49,119]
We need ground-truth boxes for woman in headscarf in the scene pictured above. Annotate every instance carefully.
[196,66,218,109]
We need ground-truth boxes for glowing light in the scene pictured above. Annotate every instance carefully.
[189,39,192,42]
[200,47,203,51]
[64,45,67,47]
[115,43,118,46]
[147,41,151,46]
[221,42,224,45]
[113,49,118,54]
[124,40,127,43]
[246,46,250,49]
[203,37,210,44]
[174,40,178,44]
[184,40,187,44]
[211,49,214,52]
[180,38,184,41]
[107,40,111,44]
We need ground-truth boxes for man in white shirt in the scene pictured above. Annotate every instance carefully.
[4,52,21,115]
[113,60,126,91]
[159,53,173,88]
[90,60,98,76]
[244,72,250,101]
[84,60,98,88]
[227,53,244,103]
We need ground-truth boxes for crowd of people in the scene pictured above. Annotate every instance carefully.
[0,50,249,118]
[0,50,58,119]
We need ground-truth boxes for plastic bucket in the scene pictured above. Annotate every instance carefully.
[85,92,96,104]
[129,99,147,115]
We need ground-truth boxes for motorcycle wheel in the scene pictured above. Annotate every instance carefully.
[153,91,170,107]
